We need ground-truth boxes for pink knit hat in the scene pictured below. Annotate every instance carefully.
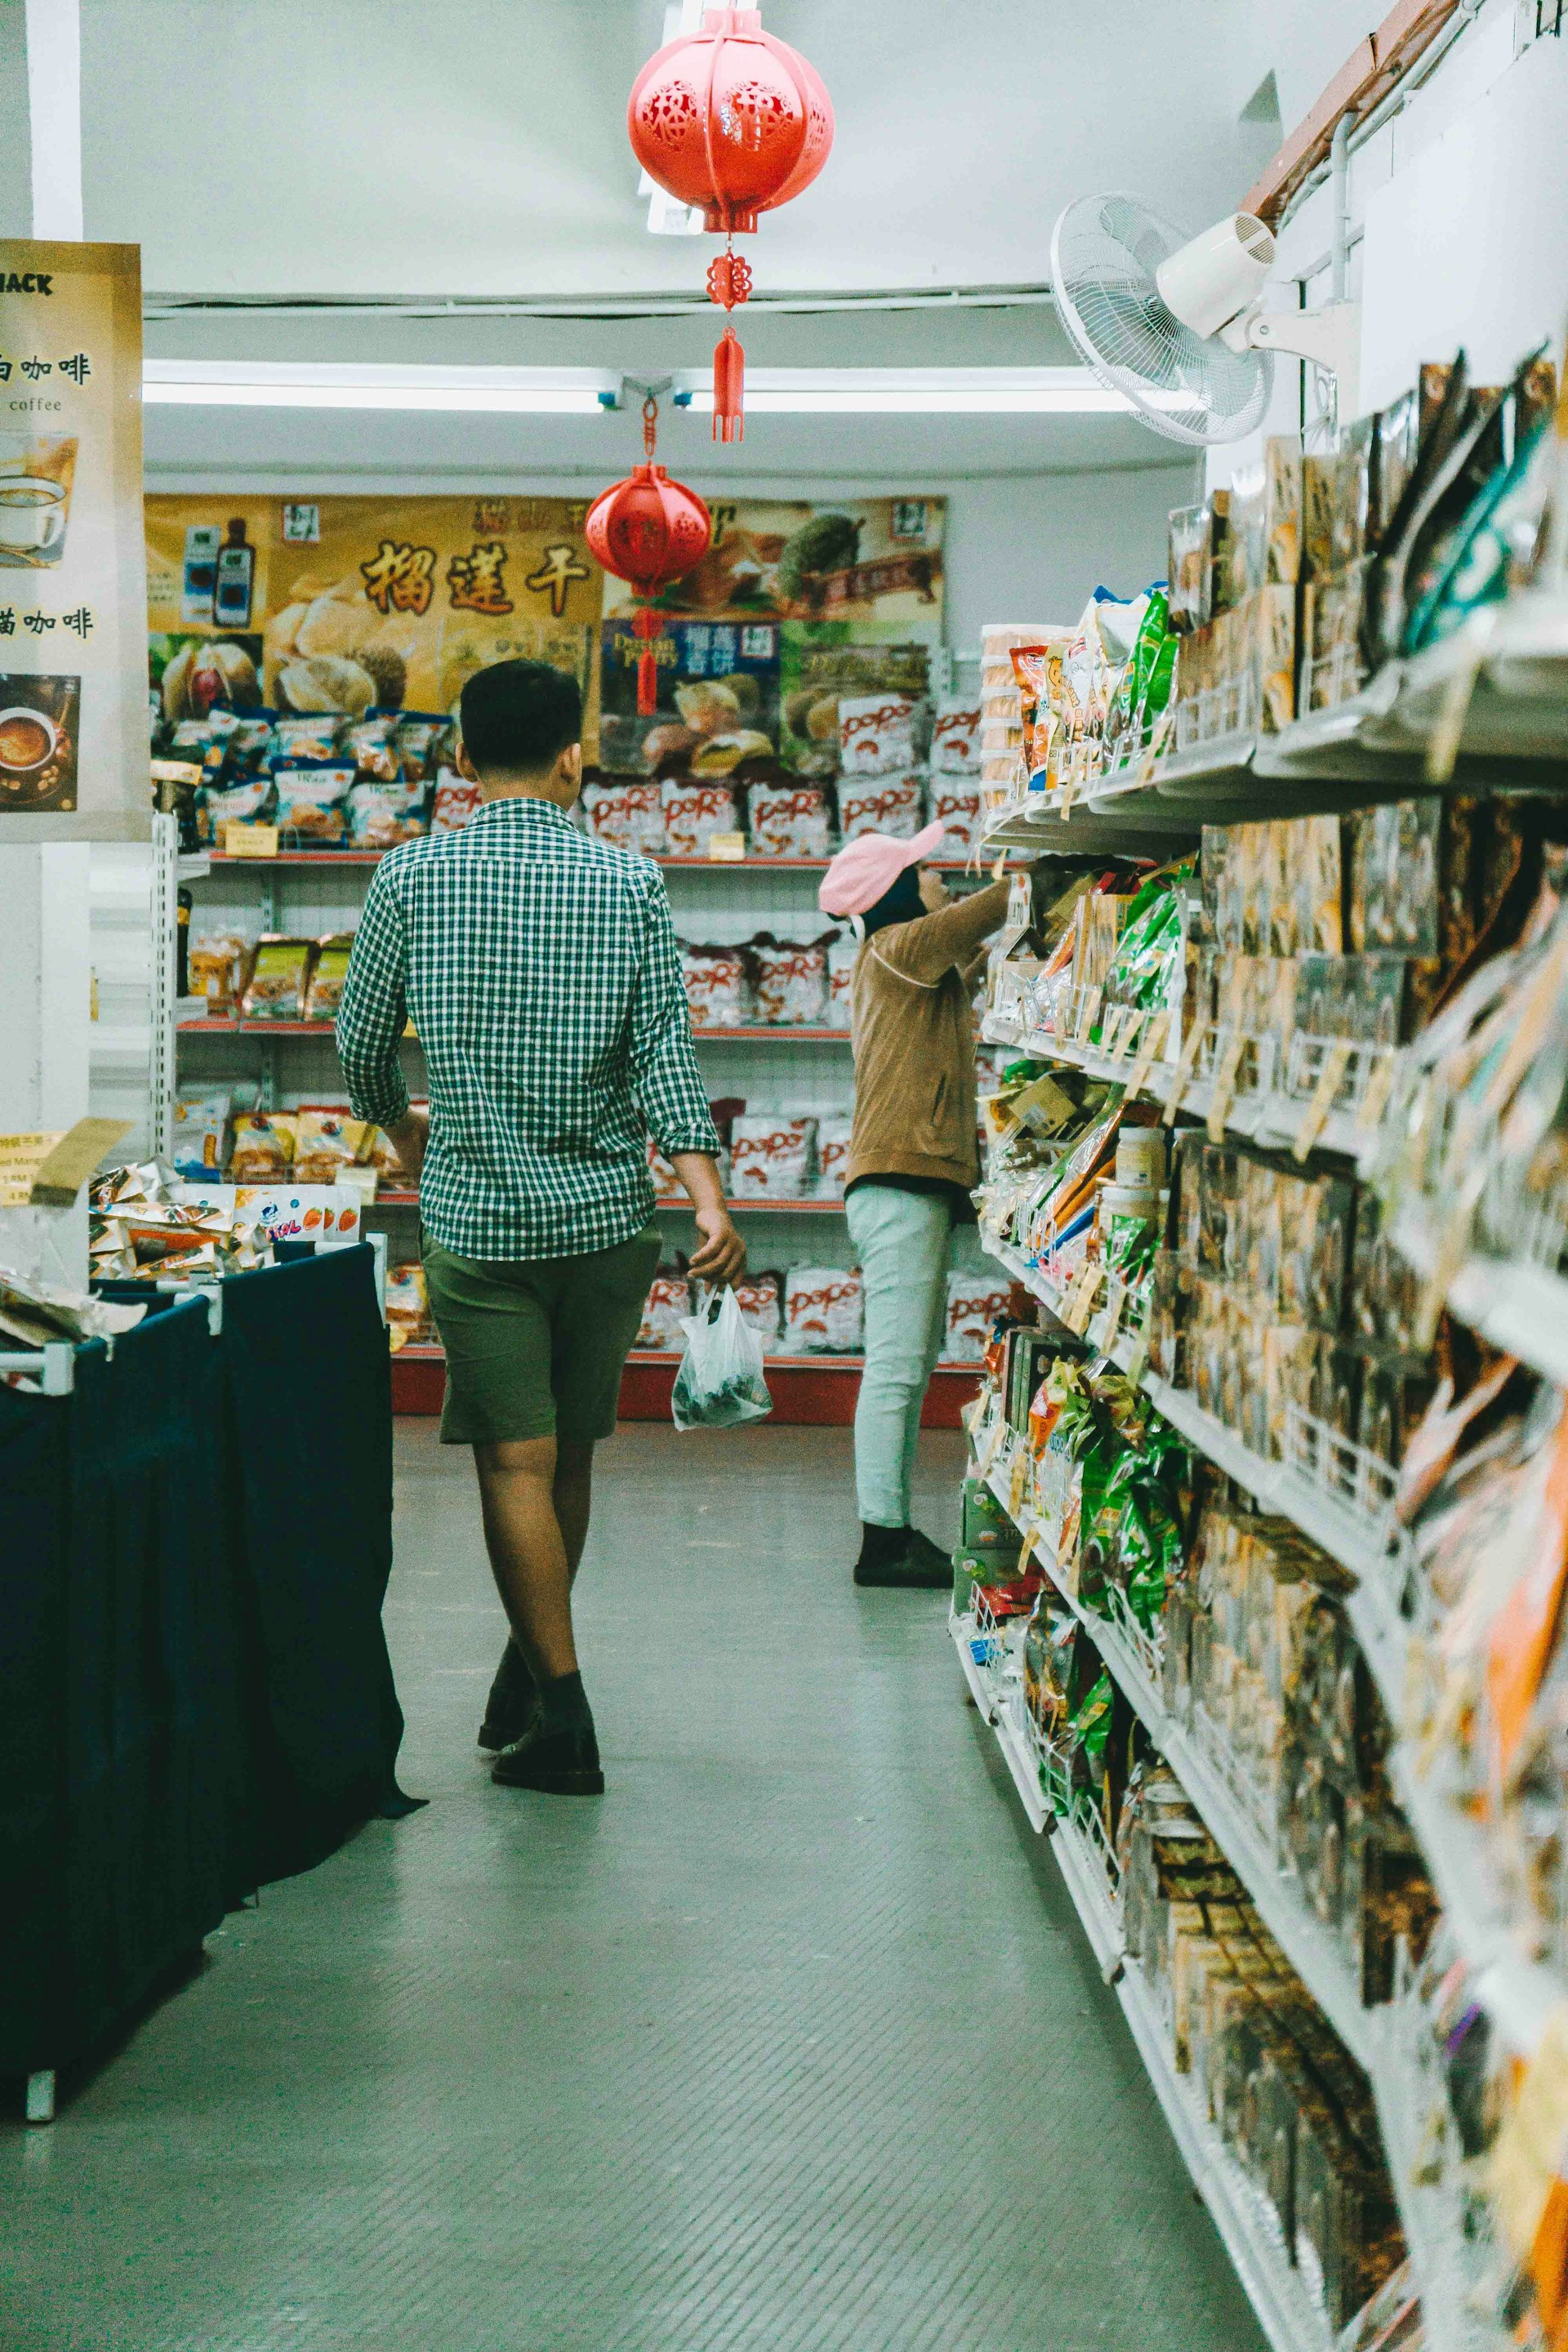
[817,820,946,919]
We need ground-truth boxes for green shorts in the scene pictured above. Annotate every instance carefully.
[420,1222,662,1446]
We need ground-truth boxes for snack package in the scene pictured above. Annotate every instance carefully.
[229,1111,296,1183]
[928,779,981,854]
[637,1269,691,1350]
[304,933,354,1022]
[747,780,832,858]
[581,777,666,855]
[272,714,344,761]
[430,768,483,831]
[733,1271,783,1348]
[170,1089,232,1180]
[662,778,740,857]
[234,1186,363,1248]
[946,1274,1009,1362]
[272,760,354,845]
[1167,506,1214,633]
[750,933,831,1027]
[815,1114,854,1198]
[826,929,859,1023]
[187,928,252,1010]
[784,1265,865,1352]
[199,773,274,846]
[730,1113,817,1198]
[241,936,314,1020]
[839,773,924,842]
[293,1108,375,1185]
[931,698,982,775]
[392,714,449,779]
[385,1261,431,1346]
[681,942,750,1030]
[345,711,400,781]
[347,777,426,849]
[839,693,923,775]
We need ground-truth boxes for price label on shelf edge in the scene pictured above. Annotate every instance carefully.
[1292,1039,1355,1163]
[1125,1009,1170,1102]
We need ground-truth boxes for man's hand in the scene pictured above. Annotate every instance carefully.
[387,1106,430,1186]
[688,1204,746,1286]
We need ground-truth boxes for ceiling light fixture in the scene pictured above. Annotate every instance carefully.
[140,361,1134,417]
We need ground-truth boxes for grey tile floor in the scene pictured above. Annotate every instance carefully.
[2,1419,1264,2352]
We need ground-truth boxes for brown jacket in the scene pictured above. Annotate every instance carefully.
[845,879,1010,1192]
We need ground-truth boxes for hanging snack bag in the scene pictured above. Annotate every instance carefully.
[815,1114,854,1198]
[681,941,751,1030]
[784,1265,864,1353]
[747,779,832,858]
[229,1111,297,1183]
[198,772,274,847]
[170,1089,232,1180]
[733,1271,783,1349]
[273,714,345,762]
[662,778,741,857]
[293,1108,376,1186]
[637,1268,692,1351]
[826,928,859,1023]
[304,933,355,1022]
[839,693,922,775]
[272,759,354,845]
[345,711,400,782]
[750,931,831,1027]
[582,777,666,855]
[932,698,982,774]
[242,935,315,1020]
[392,714,449,779]
[839,773,924,842]
[430,768,483,831]
[946,1273,1010,1362]
[929,779,981,854]
[729,1113,817,1198]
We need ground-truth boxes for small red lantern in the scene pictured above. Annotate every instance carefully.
[628,6,833,443]
[586,399,712,716]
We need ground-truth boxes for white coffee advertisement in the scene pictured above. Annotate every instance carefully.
[0,240,147,840]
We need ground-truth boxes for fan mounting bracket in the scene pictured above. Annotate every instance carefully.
[1232,301,1361,419]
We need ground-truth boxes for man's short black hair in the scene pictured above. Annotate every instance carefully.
[459,657,581,776]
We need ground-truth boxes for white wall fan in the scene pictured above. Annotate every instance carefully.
[1051,194,1361,447]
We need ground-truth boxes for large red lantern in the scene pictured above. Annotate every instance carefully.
[586,399,713,716]
[628,6,834,443]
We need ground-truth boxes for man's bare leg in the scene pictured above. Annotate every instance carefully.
[474,1435,581,1679]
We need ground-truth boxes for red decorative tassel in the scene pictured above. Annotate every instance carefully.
[633,604,661,715]
[713,324,745,444]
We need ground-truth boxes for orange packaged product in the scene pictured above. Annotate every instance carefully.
[229,1111,296,1183]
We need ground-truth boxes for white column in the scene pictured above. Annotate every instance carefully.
[0,0,89,1284]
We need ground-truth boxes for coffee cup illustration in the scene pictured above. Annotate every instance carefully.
[0,476,69,564]
[0,704,60,771]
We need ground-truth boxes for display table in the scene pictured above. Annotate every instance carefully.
[0,1247,406,2118]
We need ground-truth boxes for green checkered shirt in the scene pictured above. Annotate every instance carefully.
[336,795,719,1260]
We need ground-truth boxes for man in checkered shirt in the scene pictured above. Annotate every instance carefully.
[338,657,744,1796]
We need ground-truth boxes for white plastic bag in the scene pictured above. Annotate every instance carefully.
[671,1285,773,1431]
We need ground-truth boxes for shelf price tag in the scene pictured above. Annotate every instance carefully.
[1107,1006,1143,1068]
[224,822,278,859]
[706,831,746,862]
[1008,1446,1031,1525]
[1124,1009,1170,1102]
[1162,1018,1206,1125]
[1292,1039,1355,1163]
[1205,1028,1245,1143]
[1076,984,1102,1047]
[1063,1260,1104,1336]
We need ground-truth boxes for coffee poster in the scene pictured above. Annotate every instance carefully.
[145,493,604,752]
[0,241,147,840]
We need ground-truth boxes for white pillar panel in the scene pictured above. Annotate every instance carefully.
[24,0,82,240]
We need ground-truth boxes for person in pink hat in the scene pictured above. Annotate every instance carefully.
[818,827,1010,1587]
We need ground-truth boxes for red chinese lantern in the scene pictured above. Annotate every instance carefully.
[586,399,713,716]
[628,6,833,443]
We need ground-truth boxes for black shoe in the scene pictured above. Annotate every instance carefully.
[478,1639,537,1753]
[855,1527,953,1591]
[491,1715,605,1795]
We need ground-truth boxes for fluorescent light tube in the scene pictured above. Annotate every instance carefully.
[678,368,1133,414]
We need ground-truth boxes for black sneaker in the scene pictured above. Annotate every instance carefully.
[856,1528,953,1591]
[492,1715,605,1795]
[478,1639,537,1753]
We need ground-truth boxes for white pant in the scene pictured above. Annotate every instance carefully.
[845,1182,951,1528]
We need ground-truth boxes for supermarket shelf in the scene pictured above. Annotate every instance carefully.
[203,849,984,874]
[978,1428,1379,2070]
[1392,1212,1568,1389]
[981,1016,1373,1163]
[628,1348,978,1374]
[950,1599,1334,2352]
[176,1017,853,1045]
[657,1194,848,1213]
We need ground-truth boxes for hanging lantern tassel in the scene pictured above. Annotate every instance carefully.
[632,604,662,716]
[712,323,745,446]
